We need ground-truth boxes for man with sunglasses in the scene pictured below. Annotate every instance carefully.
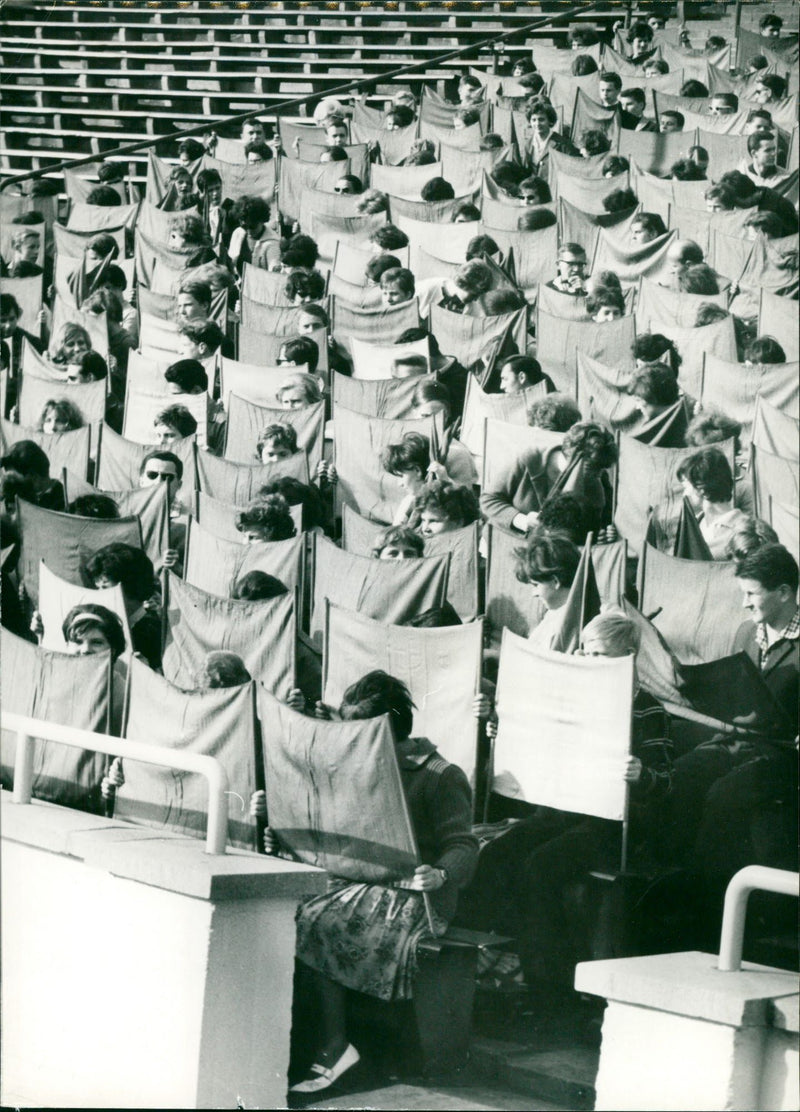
[139,450,186,573]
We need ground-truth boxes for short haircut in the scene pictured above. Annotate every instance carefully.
[483,289,527,314]
[756,74,788,99]
[297,303,329,328]
[365,254,402,284]
[627,19,653,43]
[164,358,208,394]
[86,185,122,207]
[396,327,440,358]
[421,177,456,202]
[280,233,319,269]
[235,495,296,541]
[154,404,198,438]
[759,13,783,31]
[558,242,586,261]
[97,161,125,183]
[537,493,589,546]
[232,570,288,600]
[633,212,668,238]
[370,224,409,250]
[562,421,618,469]
[528,394,581,432]
[454,259,493,297]
[515,529,581,588]
[711,92,739,110]
[747,130,776,155]
[725,517,779,562]
[603,187,638,213]
[694,303,729,327]
[386,105,414,128]
[526,102,558,127]
[743,211,786,238]
[356,189,390,214]
[678,263,720,295]
[280,335,320,375]
[256,423,298,456]
[680,80,709,97]
[140,449,183,482]
[339,670,415,741]
[179,319,225,354]
[379,267,415,296]
[744,336,786,364]
[580,129,612,156]
[381,432,430,476]
[177,279,212,309]
[635,332,681,373]
[686,409,741,449]
[285,269,326,302]
[466,234,500,260]
[77,351,108,382]
[196,168,223,194]
[572,54,598,75]
[660,110,685,129]
[231,195,271,227]
[0,293,22,317]
[598,71,622,90]
[371,524,425,560]
[195,652,252,691]
[412,376,449,416]
[501,354,543,385]
[586,288,626,316]
[178,138,206,161]
[88,233,119,260]
[62,603,125,661]
[414,479,480,528]
[621,87,646,108]
[517,208,557,232]
[581,609,640,656]
[735,544,798,594]
[629,363,680,406]
[602,155,630,177]
[680,447,734,503]
[85,542,155,603]
[69,493,120,519]
[276,371,322,405]
[245,141,273,161]
[258,476,324,530]
[451,202,481,222]
[519,176,552,203]
[671,158,706,181]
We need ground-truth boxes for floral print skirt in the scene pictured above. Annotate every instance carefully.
[295,877,447,1001]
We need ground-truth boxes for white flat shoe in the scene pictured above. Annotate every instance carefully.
[290,1043,360,1094]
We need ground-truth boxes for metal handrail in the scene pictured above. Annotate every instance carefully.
[3,710,230,855]
[718,865,799,972]
[0,0,599,192]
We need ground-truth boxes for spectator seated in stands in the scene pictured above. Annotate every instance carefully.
[741,132,790,189]
[578,129,612,158]
[602,188,638,215]
[453,107,481,131]
[586,287,625,322]
[194,652,252,691]
[277,335,320,377]
[597,71,622,109]
[625,19,656,63]
[255,669,477,1095]
[69,494,120,519]
[619,87,657,130]
[654,109,683,135]
[195,168,235,250]
[371,525,425,561]
[232,569,289,600]
[384,105,414,131]
[753,74,788,105]
[546,242,588,296]
[228,196,280,274]
[278,234,320,274]
[85,542,161,669]
[85,185,122,207]
[51,323,108,384]
[497,354,555,395]
[177,319,225,363]
[671,156,706,181]
[159,166,200,213]
[630,213,668,244]
[677,448,749,559]
[642,57,669,76]
[458,72,485,106]
[744,336,786,365]
[174,279,213,327]
[164,358,208,397]
[167,213,216,267]
[634,332,681,377]
[154,403,197,447]
[517,208,558,232]
[285,269,326,306]
[138,450,187,562]
[524,102,576,174]
[602,154,630,178]
[415,259,493,318]
[517,176,552,206]
[276,371,322,410]
[1,293,42,416]
[369,224,409,255]
[402,139,438,167]
[259,476,326,533]
[236,495,296,545]
[382,432,442,527]
[452,202,482,223]
[1,226,42,278]
[572,54,598,76]
[380,266,415,308]
[663,239,704,288]
[710,92,739,117]
[36,398,84,435]
[415,480,480,540]
[759,12,783,37]
[0,440,65,511]
[628,362,681,424]
[725,517,779,562]
[255,423,299,465]
[680,79,709,98]
[420,177,456,203]
[334,174,363,195]
[366,254,403,287]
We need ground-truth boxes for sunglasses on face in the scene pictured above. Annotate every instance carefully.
[145,470,177,482]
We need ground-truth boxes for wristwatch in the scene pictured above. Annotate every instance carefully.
[437,866,449,885]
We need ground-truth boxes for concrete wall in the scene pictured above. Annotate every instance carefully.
[1,793,326,1109]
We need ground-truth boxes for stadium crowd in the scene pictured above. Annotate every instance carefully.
[1,1,798,1095]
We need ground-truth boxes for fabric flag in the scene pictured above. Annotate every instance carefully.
[54,222,125,262]
[549,536,602,655]
[195,446,308,503]
[96,423,197,492]
[184,520,304,598]
[769,500,799,563]
[592,226,676,288]
[117,655,258,851]
[324,602,483,787]
[50,295,110,358]
[569,88,620,146]
[341,504,479,624]
[19,374,107,434]
[193,489,302,542]
[372,161,445,200]
[351,99,419,165]
[751,395,800,462]
[751,444,799,523]
[674,497,713,561]
[225,395,325,473]
[257,685,419,883]
[311,533,448,645]
[123,383,209,450]
[460,375,546,464]
[759,289,799,362]
[736,233,799,298]
[349,335,429,381]
[619,598,687,707]
[38,561,133,653]
[618,129,691,176]
[636,276,728,330]
[0,627,110,811]
[219,357,302,409]
[536,309,636,391]
[485,523,546,644]
[278,157,351,223]
[644,316,738,402]
[701,355,799,445]
[614,436,734,558]
[493,629,634,819]
[17,498,143,606]
[331,296,421,348]
[0,274,42,338]
[428,304,526,369]
[390,193,481,228]
[638,543,742,664]
[333,407,437,524]
[162,570,295,695]
[487,224,558,291]
[679,653,795,743]
[576,352,639,432]
[398,214,477,270]
[0,418,91,482]
[66,200,138,234]
[331,373,418,420]
[632,398,690,448]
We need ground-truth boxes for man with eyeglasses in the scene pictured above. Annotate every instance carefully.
[139,450,186,573]
[546,243,589,296]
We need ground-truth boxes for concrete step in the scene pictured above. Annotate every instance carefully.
[471,1038,597,1110]
[307,1077,567,1111]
